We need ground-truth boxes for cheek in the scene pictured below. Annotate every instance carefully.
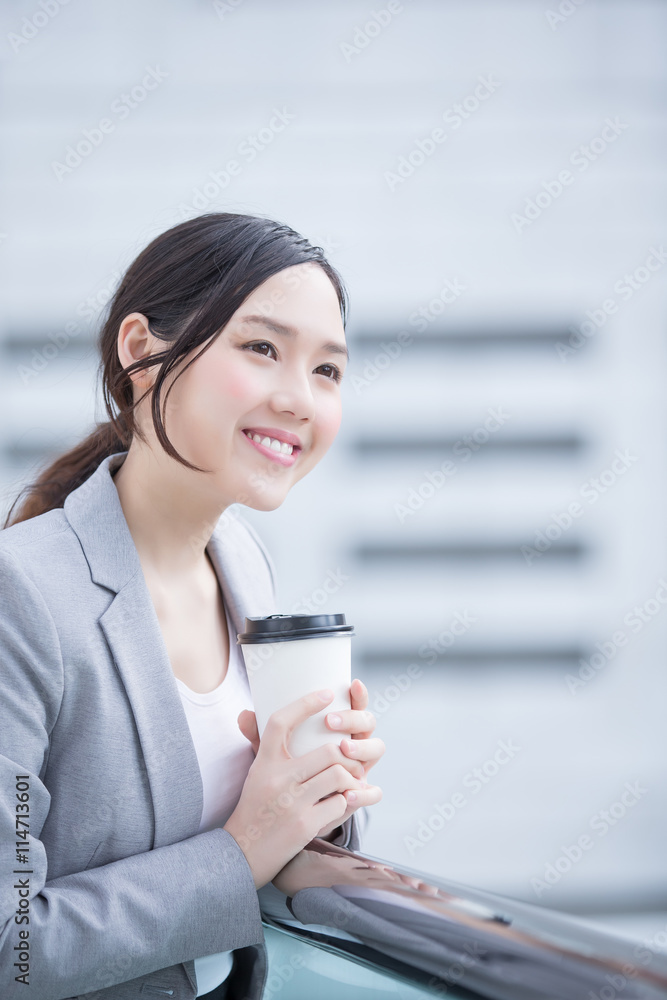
[222,371,256,400]
[197,357,256,401]
[316,398,342,446]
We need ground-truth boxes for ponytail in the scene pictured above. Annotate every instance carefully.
[3,419,129,528]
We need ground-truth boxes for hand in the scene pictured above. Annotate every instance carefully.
[272,848,372,896]
[272,849,417,897]
[315,677,384,840]
[223,690,367,890]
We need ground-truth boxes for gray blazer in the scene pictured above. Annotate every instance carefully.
[0,450,364,1000]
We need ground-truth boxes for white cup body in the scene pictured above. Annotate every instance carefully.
[240,634,352,758]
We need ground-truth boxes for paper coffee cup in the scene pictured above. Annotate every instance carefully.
[237,613,355,758]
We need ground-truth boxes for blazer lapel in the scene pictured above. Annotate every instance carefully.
[97,578,202,849]
[63,450,275,851]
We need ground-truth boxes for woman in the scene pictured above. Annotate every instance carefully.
[0,213,384,1000]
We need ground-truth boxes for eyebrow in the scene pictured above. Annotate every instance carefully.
[239,315,349,361]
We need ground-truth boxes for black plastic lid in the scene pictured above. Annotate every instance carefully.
[237,612,355,644]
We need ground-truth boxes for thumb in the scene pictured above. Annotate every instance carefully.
[238,709,260,755]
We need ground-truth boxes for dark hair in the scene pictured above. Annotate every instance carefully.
[3,212,349,528]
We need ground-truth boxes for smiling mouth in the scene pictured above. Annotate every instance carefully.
[241,429,302,466]
[242,429,300,455]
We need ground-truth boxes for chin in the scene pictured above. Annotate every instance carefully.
[243,492,289,513]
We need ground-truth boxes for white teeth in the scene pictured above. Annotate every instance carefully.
[246,431,294,455]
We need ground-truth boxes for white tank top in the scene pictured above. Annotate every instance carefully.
[175,600,255,996]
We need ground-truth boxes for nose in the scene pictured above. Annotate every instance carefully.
[268,364,315,421]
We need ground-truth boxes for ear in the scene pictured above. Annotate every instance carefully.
[117,312,160,389]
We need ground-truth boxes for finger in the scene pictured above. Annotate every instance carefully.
[343,783,383,808]
[340,736,385,766]
[398,874,423,889]
[261,688,334,756]
[349,678,368,711]
[316,782,383,836]
[291,740,367,783]
[302,762,364,806]
[418,882,441,896]
[368,863,396,876]
[237,710,260,753]
[311,792,349,834]
[325,708,375,737]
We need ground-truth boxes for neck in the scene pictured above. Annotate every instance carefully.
[111,441,228,580]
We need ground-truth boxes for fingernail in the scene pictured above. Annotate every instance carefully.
[327,713,342,728]
[344,739,356,754]
[346,791,357,802]
[318,689,334,702]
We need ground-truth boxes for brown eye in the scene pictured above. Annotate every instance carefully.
[243,342,342,382]
[244,341,277,358]
[318,364,343,383]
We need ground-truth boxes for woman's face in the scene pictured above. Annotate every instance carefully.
[141,262,348,511]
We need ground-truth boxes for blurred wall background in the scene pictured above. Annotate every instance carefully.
[1,0,666,946]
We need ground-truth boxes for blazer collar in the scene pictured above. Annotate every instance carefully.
[63,451,274,851]
[62,450,268,641]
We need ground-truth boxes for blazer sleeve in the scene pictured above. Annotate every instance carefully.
[0,549,265,1000]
